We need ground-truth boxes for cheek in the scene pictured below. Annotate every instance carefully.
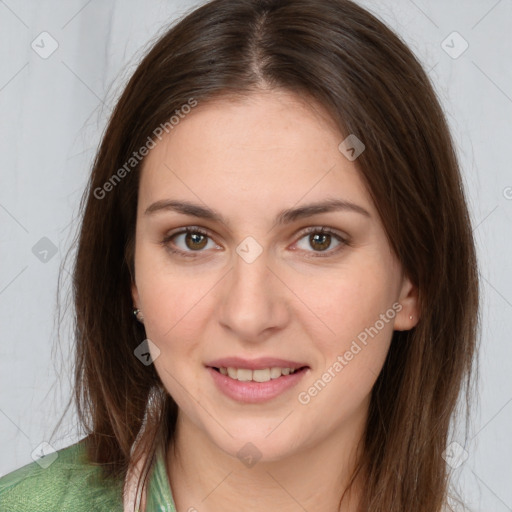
[136,259,212,408]
[294,264,398,417]
[141,283,210,356]
[135,244,217,342]
[297,297,394,431]
[294,258,398,350]
[294,259,398,417]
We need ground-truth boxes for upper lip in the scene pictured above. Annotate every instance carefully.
[206,357,309,371]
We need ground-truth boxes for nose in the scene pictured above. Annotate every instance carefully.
[217,245,291,342]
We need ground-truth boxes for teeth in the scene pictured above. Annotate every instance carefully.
[217,366,299,382]
[253,369,270,382]
[237,369,252,382]
[270,367,282,379]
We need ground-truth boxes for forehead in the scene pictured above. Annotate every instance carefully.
[138,90,375,218]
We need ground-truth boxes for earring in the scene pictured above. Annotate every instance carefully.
[133,308,144,323]
[409,315,413,320]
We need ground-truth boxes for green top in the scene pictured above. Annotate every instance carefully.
[0,439,177,511]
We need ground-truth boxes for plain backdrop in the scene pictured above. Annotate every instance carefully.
[0,1,511,510]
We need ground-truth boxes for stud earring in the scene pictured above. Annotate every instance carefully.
[133,308,144,323]
[409,315,413,320]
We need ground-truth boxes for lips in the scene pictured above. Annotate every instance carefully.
[205,357,310,403]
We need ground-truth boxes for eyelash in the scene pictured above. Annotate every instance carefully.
[160,226,350,259]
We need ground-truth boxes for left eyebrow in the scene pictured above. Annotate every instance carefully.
[144,198,371,228]
[275,199,371,225]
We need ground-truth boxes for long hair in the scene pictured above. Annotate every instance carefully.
[59,0,480,510]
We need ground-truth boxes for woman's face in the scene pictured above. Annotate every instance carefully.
[131,90,418,462]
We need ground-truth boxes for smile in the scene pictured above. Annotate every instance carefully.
[207,365,309,403]
[214,366,301,382]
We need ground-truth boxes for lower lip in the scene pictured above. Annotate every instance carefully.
[207,367,309,403]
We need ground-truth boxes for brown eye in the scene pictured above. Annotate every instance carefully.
[309,232,332,251]
[185,232,208,250]
[294,227,347,256]
[162,227,221,257]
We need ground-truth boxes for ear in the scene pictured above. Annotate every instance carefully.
[393,272,420,331]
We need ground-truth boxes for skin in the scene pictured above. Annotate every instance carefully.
[131,89,419,512]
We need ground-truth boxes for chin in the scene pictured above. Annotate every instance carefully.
[205,421,305,464]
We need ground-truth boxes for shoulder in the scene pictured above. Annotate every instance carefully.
[0,439,124,512]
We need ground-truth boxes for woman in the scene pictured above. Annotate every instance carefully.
[0,0,479,510]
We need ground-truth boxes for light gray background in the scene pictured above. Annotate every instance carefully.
[0,1,511,510]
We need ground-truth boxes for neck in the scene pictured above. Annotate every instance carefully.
[166,411,366,512]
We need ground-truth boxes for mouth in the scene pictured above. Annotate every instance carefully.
[205,358,310,403]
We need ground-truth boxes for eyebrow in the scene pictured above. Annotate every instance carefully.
[144,198,371,227]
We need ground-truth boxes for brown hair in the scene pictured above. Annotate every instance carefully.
[56,0,480,510]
